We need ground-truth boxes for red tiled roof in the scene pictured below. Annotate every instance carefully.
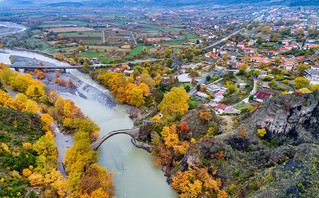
[254,91,271,100]
[215,104,228,110]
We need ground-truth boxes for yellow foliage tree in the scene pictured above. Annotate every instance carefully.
[257,128,267,137]
[22,142,32,151]
[22,169,32,177]
[25,100,40,113]
[158,87,189,120]
[41,113,54,132]
[29,172,44,186]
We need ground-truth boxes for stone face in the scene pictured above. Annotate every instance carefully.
[171,92,319,197]
[249,92,319,135]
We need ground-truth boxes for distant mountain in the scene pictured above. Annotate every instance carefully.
[0,0,317,7]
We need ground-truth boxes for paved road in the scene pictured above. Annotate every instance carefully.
[231,77,257,107]
[188,70,217,96]
[188,69,239,96]
[131,31,137,45]
[201,28,244,50]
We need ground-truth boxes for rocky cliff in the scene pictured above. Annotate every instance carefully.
[172,92,319,197]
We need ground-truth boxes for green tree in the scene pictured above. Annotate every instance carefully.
[297,64,311,76]
[82,62,90,73]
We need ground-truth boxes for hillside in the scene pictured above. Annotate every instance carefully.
[139,92,319,197]
[183,92,319,197]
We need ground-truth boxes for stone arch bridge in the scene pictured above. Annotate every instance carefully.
[90,128,143,151]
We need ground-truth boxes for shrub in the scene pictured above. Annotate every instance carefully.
[257,128,266,137]
[54,79,66,86]
[22,169,32,177]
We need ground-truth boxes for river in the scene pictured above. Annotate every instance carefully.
[0,47,177,198]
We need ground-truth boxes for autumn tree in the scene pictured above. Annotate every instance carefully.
[159,87,189,120]
[261,26,271,34]
[55,71,61,77]
[57,34,63,40]
[70,59,76,65]
[76,163,114,197]
[68,78,75,87]
[83,62,90,73]
[226,81,236,94]
[200,111,213,124]
[29,172,44,186]
[180,122,189,133]
[294,77,310,89]
[171,166,228,198]
[78,45,85,52]
[297,64,311,76]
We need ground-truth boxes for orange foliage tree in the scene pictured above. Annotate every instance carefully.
[171,166,228,198]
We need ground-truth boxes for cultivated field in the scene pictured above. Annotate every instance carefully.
[47,27,95,33]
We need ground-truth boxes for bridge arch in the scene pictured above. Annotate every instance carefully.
[90,128,140,151]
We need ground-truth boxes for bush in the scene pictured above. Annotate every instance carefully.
[234,169,240,176]
[184,85,190,92]
[54,79,66,86]
[188,102,195,110]
[263,76,272,81]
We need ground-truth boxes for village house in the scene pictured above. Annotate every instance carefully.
[177,73,192,83]
[254,91,272,102]
[248,40,256,46]
[206,84,227,94]
[214,104,228,114]
[196,91,209,99]
[224,106,241,114]
[305,69,319,83]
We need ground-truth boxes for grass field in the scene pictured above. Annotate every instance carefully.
[113,20,130,24]
[80,52,119,63]
[187,33,198,38]
[233,103,251,111]
[103,13,128,17]
[162,28,184,33]
[126,46,151,57]
[83,40,103,45]
[87,46,128,51]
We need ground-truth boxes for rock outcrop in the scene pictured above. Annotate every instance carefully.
[171,92,319,197]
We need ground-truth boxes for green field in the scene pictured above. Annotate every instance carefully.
[160,40,184,45]
[187,33,198,38]
[233,103,251,111]
[83,40,103,45]
[80,52,119,63]
[126,46,151,57]
[87,45,128,51]
[162,28,184,33]
[113,20,130,24]
[103,13,128,17]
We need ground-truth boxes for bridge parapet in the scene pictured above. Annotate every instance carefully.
[90,128,140,151]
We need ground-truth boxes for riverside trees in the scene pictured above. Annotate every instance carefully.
[96,72,150,107]
[0,63,114,198]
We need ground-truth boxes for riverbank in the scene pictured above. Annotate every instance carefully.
[0,48,177,197]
